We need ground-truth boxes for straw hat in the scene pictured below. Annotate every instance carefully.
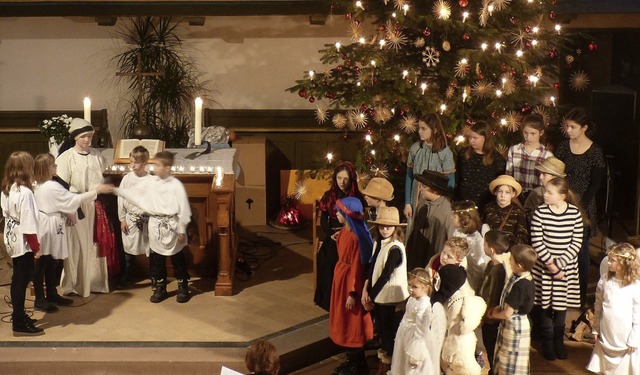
[368,206,406,226]
[534,156,566,178]
[361,177,394,201]
[68,118,95,140]
[414,170,450,195]
[489,175,523,197]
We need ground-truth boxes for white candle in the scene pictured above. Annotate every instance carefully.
[83,97,91,123]
[194,97,203,146]
[215,166,223,187]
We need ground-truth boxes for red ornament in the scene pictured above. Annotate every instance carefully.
[360,104,368,111]
[393,98,399,103]
[501,63,508,71]
[463,33,470,41]
[450,82,458,88]
[354,67,361,73]
[378,25,385,32]
[459,0,468,7]
[521,104,531,113]
[336,65,343,72]
[345,13,352,20]
[466,118,474,125]
[345,60,352,67]
[511,68,517,76]
[548,11,556,20]
[343,133,349,140]
[325,92,335,99]
[298,89,307,98]
[554,82,560,90]
[510,16,517,25]
[525,26,532,34]
[548,48,558,58]
[423,28,431,37]
[588,42,598,52]
[308,96,315,103]
[477,73,484,80]
[491,111,497,119]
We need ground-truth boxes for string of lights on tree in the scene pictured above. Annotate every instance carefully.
[288,0,595,174]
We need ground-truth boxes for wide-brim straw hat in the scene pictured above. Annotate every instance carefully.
[368,206,406,226]
[489,175,523,197]
[414,170,450,195]
[68,118,95,140]
[361,177,394,201]
[535,156,567,178]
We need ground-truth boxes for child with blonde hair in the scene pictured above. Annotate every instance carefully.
[587,243,640,374]
[362,206,409,374]
[117,145,152,288]
[392,267,446,375]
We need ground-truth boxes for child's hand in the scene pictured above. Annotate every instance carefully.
[66,213,77,226]
[330,232,339,241]
[96,184,115,195]
[553,270,565,280]
[361,290,369,307]
[177,233,186,244]
[346,295,355,310]
[121,221,129,235]
[628,345,637,354]
[404,204,413,220]
[546,261,560,274]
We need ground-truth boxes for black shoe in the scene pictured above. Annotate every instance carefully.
[150,284,168,303]
[34,298,59,313]
[47,294,74,306]
[13,321,45,337]
[116,274,132,289]
[364,336,381,350]
[176,279,190,303]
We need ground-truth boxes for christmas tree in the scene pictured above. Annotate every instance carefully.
[288,0,593,173]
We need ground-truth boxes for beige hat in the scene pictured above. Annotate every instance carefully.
[68,118,95,140]
[535,157,566,178]
[368,206,406,226]
[489,175,523,197]
[361,177,394,201]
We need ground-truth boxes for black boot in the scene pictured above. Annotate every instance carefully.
[542,328,556,361]
[34,298,59,313]
[12,316,44,337]
[176,279,190,303]
[337,350,367,375]
[46,258,73,306]
[116,253,134,289]
[554,326,568,360]
[150,278,168,303]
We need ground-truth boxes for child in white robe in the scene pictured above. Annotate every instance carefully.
[391,267,446,375]
[32,153,113,311]
[115,151,192,303]
[587,242,640,375]
[116,146,152,288]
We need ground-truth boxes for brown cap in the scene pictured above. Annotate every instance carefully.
[361,177,394,201]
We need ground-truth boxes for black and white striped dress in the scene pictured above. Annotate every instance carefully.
[530,203,583,310]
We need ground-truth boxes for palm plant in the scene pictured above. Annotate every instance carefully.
[114,17,211,147]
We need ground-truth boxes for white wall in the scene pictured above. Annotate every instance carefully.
[0,15,347,139]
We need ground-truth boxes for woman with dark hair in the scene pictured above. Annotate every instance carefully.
[455,121,506,214]
[554,107,605,307]
[314,161,365,311]
[404,114,455,228]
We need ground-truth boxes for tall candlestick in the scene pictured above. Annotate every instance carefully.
[194,97,203,146]
[83,97,91,124]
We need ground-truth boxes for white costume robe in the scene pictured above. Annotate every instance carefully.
[391,296,446,375]
[116,175,191,256]
[117,172,151,256]
[35,180,97,260]
[587,276,640,375]
[56,148,109,297]
[1,183,39,258]
[453,229,489,291]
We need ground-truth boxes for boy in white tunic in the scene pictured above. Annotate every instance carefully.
[116,146,152,288]
[116,151,192,303]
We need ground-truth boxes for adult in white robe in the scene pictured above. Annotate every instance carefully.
[56,118,109,297]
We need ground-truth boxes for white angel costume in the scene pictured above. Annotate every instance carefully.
[391,295,446,375]
[587,276,640,375]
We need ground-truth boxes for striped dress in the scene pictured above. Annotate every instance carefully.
[530,203,583,310]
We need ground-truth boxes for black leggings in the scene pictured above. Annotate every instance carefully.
[11,252,34,323]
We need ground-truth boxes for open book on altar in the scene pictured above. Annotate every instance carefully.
[113,139,165,164]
